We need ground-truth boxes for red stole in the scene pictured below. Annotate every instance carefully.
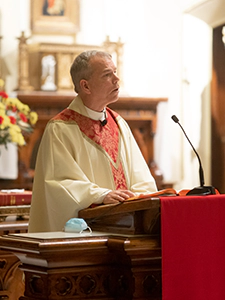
[52,108,128,190]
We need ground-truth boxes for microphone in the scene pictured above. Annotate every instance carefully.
[100,109,108,126]
[171,115,216,195]
[100,119,107,126]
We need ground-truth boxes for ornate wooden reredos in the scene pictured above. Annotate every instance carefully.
[18,32,124,92]
[0,33,169,190]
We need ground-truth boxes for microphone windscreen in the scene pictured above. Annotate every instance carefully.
[100,119,107,126]
[171,115,179,123]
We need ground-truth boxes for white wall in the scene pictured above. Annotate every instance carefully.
[0,0,24,93]
[179,14,212,189]
[0,0,213,190]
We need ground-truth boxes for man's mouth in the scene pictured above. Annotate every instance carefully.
[112,86,119,93]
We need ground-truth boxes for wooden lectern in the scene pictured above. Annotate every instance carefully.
[78,197,161,235]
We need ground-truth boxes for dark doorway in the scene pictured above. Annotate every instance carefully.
[211,24,225,193]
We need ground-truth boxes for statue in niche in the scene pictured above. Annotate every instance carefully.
[41,55,57,91]
[42,0,65,16]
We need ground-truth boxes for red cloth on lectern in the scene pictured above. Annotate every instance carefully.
[161,194,225,300]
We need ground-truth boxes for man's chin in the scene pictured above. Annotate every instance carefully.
[110,96,119,104]
[105,99,118,108]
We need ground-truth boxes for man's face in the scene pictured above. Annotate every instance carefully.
[86,56,120,110]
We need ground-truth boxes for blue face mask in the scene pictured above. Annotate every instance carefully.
[64,218,92,234]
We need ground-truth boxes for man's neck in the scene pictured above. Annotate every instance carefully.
[85,105,107,121]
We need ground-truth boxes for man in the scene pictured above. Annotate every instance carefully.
[29,50,157,232]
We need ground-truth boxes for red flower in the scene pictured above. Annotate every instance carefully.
[0,91,8,98]
[6,105,17,112]
[0,116,4,124]
[19,113,28,123]
[9,116,16,124]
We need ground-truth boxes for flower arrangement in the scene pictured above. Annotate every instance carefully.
[0,82,38,148]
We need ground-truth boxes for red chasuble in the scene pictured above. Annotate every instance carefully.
[52,107,128,190]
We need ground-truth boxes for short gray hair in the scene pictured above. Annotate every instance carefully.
[70,50,112,93]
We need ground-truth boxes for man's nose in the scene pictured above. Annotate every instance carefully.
[113,73,120,83]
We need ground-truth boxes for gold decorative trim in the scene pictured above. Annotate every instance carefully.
[0,205,30,221]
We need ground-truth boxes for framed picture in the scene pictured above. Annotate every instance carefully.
[31,0,80,35]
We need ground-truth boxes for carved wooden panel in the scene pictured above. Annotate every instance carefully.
[0,220,28,300]
[0,233,161,300]
[0,251,24,300]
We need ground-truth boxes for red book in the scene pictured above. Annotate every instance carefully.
[0,190,32,206]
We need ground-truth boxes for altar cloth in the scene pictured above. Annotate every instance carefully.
[161,194,225,300]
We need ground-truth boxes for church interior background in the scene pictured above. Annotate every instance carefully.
[0,0,225,193]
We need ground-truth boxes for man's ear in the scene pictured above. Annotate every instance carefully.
[80,79,91,94]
